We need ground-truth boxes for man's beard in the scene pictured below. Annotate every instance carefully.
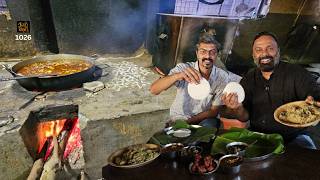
[255,55,279,72]
[201,58,214,69]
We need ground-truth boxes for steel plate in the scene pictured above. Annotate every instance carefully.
[107,143,160,169]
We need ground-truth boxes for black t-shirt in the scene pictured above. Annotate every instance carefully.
[240,61,320,141]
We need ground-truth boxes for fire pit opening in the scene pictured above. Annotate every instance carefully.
[19,104,85,179]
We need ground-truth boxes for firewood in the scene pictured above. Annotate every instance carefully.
[27,158,44,180]
[58,130,69,160]
[40,136,61,180]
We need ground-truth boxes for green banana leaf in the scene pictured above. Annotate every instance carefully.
[149,120,216,146]
[211,128,284,158]
[172,120,190,129]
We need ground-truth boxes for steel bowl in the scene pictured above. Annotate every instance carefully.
[189,157,219,175]
[226,141,248,156]
[161,143,185,159]
[219,154,243,174]
[107,143,160,169]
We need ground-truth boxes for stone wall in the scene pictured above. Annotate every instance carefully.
[1,0,151,58]
[0,0,37,58]
[81,110,168,179]
[0,132,33,180]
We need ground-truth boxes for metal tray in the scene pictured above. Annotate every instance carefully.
[244,152,273,162]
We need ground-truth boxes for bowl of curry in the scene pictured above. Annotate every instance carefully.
[107,143,161,168]
[16,59,92,77]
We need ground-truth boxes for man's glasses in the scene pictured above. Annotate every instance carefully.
[197,48,217,56]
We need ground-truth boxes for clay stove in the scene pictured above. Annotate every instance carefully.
[19,105,85,180]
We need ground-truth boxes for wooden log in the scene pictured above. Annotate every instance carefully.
[40,136,61,180]
[27,158,44,180]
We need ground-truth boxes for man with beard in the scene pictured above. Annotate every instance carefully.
[222,31,320,149]
[150,33,241,127]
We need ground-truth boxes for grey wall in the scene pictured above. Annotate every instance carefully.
[0,0,37,58]
[50,0,148,55]
[1,0,150,58]
[227,0,320,75]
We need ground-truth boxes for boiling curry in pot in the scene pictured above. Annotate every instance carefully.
[17,60,92,76]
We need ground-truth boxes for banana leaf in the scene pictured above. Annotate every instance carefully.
[211,128,284,158]
[172,119,190,129]
[149,120,216,146]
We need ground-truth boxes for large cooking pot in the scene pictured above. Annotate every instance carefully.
[7,54,97,91]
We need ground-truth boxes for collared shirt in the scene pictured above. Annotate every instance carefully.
[168,62,241,120]
[241,61,320,141]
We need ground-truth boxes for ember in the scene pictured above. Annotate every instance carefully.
[38,117,81,161]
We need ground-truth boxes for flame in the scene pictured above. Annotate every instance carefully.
[35,117,82,161]
[37,119,67,153]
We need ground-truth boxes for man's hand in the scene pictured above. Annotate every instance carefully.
[305,96,320,107]
[177,67,201,84]
[305,96,320,126]
[221,93,242,109]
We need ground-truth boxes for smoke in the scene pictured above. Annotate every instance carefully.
[83,0,148,54]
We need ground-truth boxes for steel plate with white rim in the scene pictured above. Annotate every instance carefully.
[274,101,320,128]
[107,143,161,168]
[173,128,191,138]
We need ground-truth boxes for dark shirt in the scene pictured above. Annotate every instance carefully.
[240,61,320,141]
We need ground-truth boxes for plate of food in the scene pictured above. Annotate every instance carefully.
[107,143,161,168]
[172,128,191,138]
[274,101,320,127]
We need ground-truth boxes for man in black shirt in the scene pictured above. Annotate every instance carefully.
[222,31,320,149]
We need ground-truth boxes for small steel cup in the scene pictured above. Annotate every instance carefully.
[226,141,248,157]
[218,154,243,174]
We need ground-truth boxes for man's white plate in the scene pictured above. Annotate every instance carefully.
[187,78,210,100]
[222,82,245,103]
[190,125,202,128]
[173,129,191,138]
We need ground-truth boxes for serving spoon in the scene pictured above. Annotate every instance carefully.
[0,74,59,81]
[1,64,59,81]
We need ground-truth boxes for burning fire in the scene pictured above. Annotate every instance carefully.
[36,117,81,161]
[37,119,67,154]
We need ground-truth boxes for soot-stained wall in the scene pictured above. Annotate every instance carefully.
[1,0,150,58]
[0,0,37,58]
[49,0,148,55]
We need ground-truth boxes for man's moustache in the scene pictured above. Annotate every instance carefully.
[202,58,213,62]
